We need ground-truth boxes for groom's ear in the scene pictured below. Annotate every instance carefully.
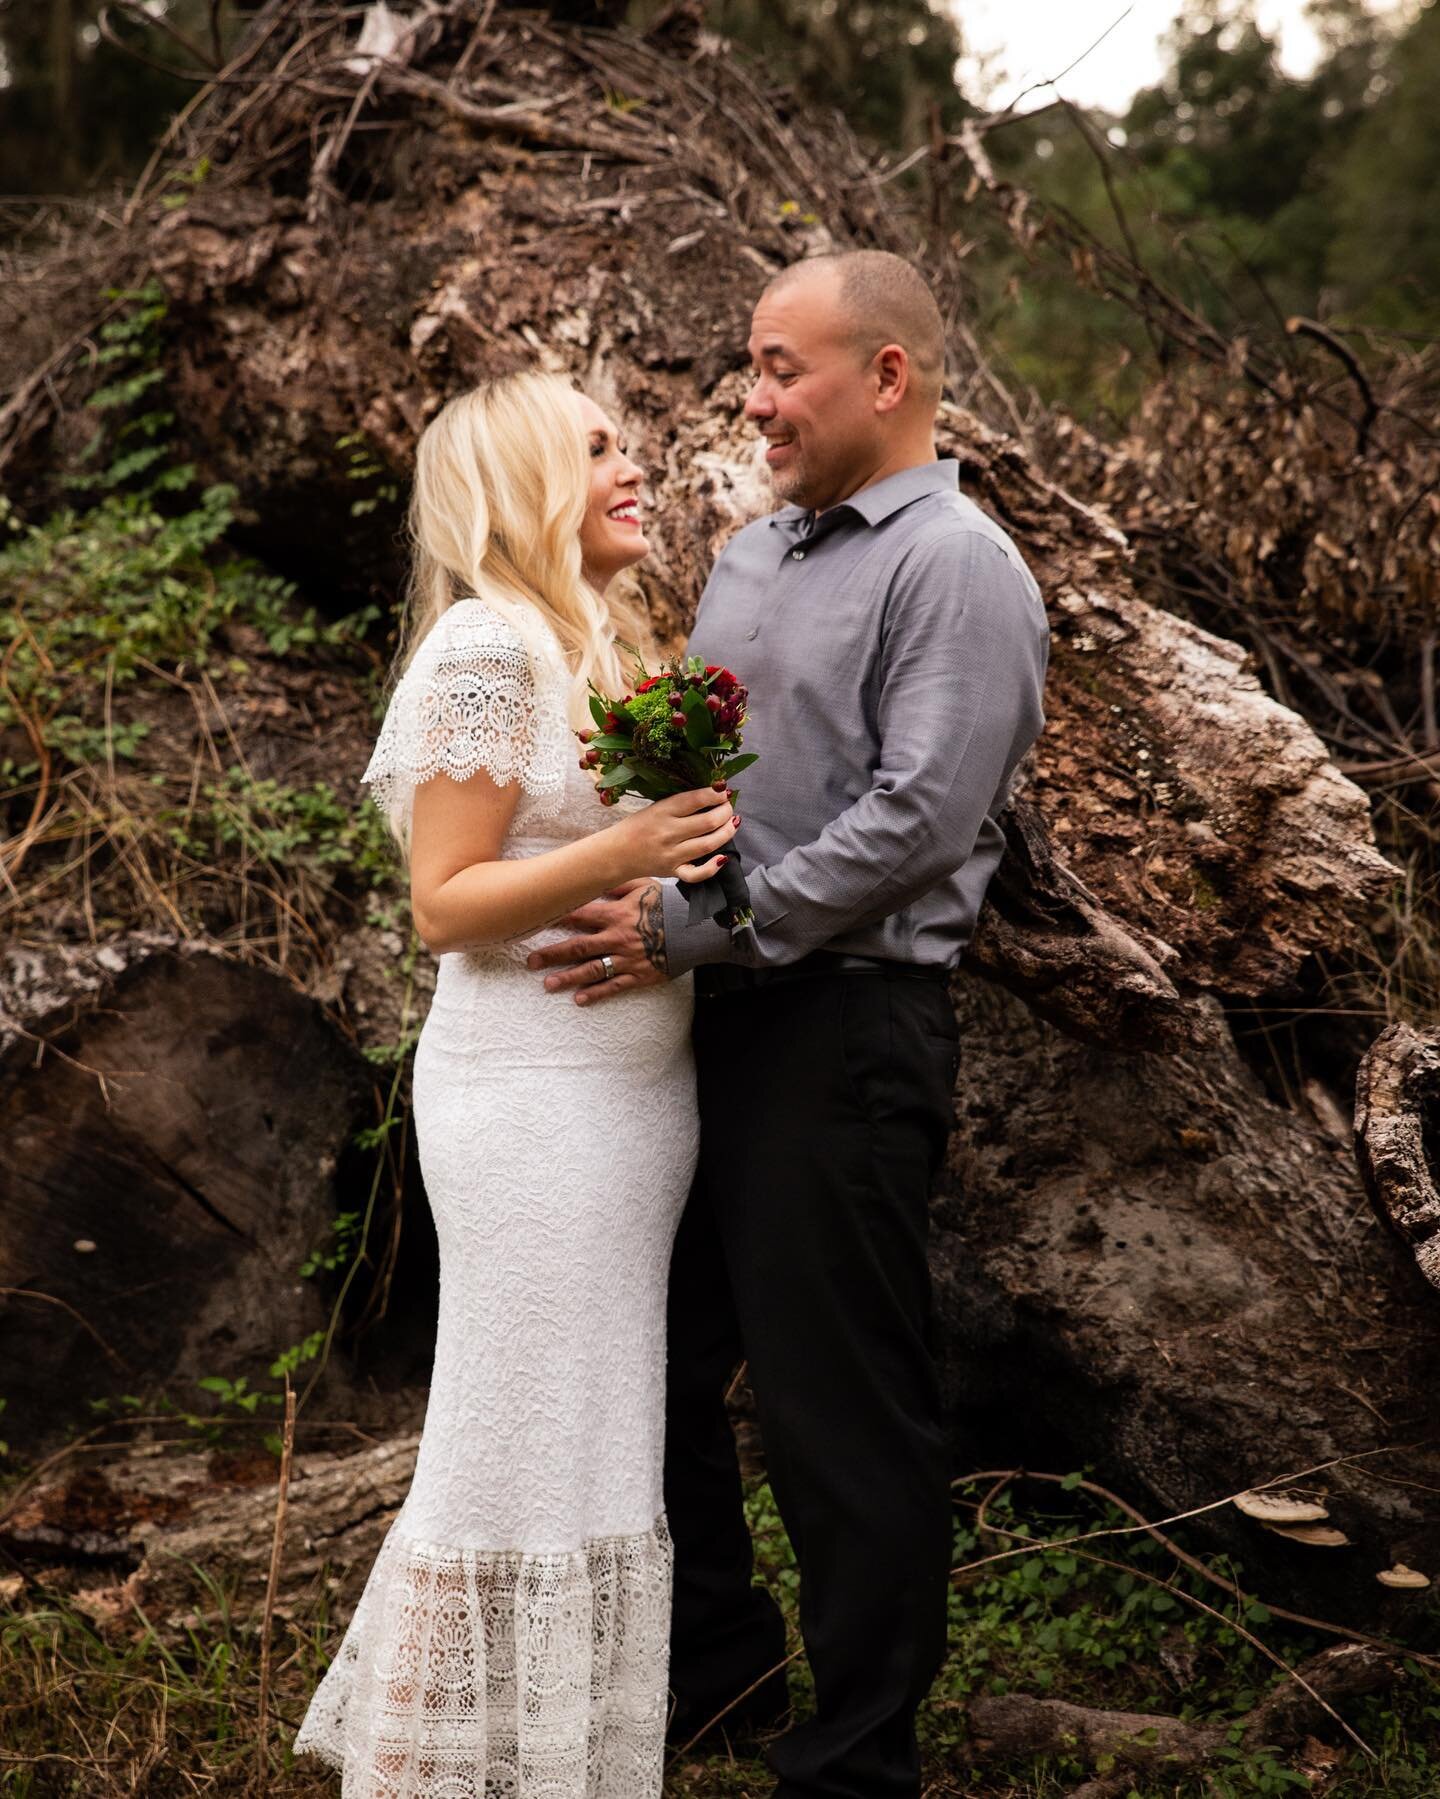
[873,344,910,413]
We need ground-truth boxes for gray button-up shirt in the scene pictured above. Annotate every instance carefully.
[659,458,1049,975]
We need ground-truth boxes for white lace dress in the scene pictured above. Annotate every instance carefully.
[294,598,697,1798]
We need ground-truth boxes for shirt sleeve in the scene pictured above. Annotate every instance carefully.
[660,529,1049,973]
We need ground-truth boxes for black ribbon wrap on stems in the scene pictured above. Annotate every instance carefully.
[685,845,755,936]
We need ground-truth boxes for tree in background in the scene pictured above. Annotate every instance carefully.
[0,0,245,198]
[630,0,967,145]
[967,0,1438,417]
[1120,0,1391,304]
[1325,0,1440,328]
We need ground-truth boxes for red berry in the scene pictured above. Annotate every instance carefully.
[671,710,686,728]
[605,711,619,731]
[578,729,593,743]
[586,749,601,767]
[669,690,684,705]
[706,694,722,713]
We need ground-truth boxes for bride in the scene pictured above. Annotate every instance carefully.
[293,370,739,1797]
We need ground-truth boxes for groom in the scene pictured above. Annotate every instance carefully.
[529,251,1048,1797]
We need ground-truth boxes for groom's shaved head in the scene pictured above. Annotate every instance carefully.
[764,251,946,408]
[746,249,946,510]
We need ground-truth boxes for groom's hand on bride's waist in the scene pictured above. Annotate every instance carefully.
[526,879,669,1005]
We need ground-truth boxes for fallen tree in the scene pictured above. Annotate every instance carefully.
[1,0,1435,1634]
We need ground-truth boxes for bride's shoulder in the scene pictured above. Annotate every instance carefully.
[430,596,522,650]
[432,598,562,671]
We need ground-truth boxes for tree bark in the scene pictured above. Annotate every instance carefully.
[0,2,1431,1632]
[1355,1023,1440,1294]
[0,938,376,1448]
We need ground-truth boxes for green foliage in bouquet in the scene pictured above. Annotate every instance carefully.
[580,654,756,807]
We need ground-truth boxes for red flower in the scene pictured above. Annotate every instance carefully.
[705,665,740,695]
[635,675,668,694]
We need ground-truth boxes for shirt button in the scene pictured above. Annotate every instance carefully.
[745,627,758,640]
[792,549,806,561]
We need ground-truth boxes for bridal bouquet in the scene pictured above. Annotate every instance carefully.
[579,656,757,934]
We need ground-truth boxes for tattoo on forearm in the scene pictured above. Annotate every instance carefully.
[637,881,667,974]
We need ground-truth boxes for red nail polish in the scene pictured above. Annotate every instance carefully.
[733,815,741,828]
[718,855,728,866]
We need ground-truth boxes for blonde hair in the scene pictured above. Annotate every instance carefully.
[394,369,647,718]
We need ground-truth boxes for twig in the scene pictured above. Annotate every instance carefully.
[95,6,216,82]
[307,58,384,226]
[120,0,336,223]
[0,1427,110,1528]
[664,1646,801,1763]
[297,957,418,1414]
[999,8,1134,116]
[254,1377,296,1777]
[1076,1546,1376,1758]
[954,1466,1440,1670]
[0,301,123,477]
[454,0,500,82]
[107,0,221,72]
[971,1479,1376,1759]
[1287,315,1379,454]
[0,1288,132,1374]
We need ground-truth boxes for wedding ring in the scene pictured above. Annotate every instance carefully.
[599,954,615,982]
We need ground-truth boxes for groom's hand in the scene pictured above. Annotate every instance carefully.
[526,878,669,1006]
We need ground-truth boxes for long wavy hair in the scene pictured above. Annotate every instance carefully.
[394,370,648,718]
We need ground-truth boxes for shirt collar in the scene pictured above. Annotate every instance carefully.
[769,458,960,538]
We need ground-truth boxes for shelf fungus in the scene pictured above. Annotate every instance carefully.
[1233,1490,1330,1525]
[1375,1564,1430,1590]
[1264,1524,1350,1547]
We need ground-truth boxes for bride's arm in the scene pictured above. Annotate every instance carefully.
[409,770,737,954]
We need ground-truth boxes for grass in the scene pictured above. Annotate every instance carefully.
[1,1467,1436,1797]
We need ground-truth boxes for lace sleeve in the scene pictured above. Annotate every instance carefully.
[362,600,569,835]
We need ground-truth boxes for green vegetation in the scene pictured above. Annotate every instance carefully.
[969,0,1440,417]
[0,282,393,960]
[1,1474,1434,1795]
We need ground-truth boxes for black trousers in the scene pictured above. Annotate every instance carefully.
[664,963,958,1798]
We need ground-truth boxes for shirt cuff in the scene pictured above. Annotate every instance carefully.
[660,878,740,977]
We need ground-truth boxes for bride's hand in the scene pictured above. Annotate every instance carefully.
[612,784,739,883]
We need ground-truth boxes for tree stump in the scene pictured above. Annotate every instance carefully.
[0,939,375,1448]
